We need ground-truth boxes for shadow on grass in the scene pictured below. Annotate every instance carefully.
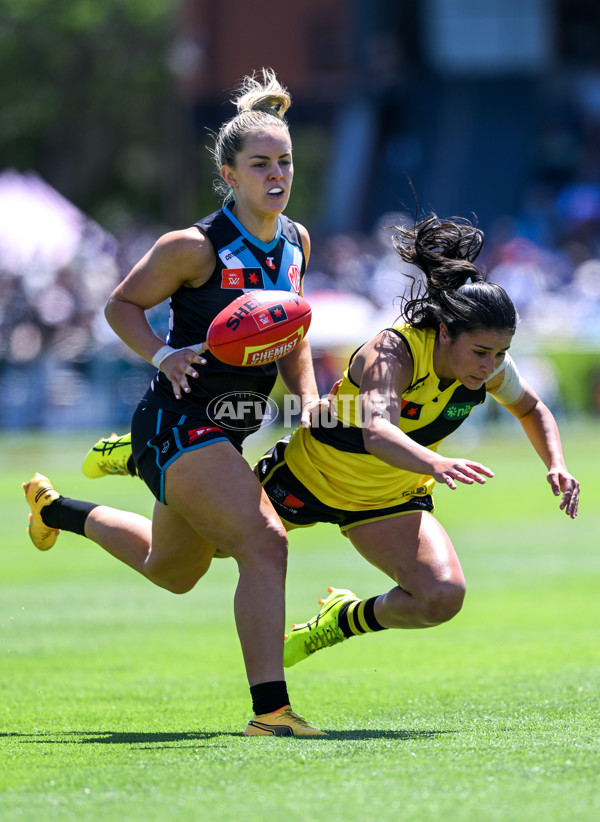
[317,729,454,741]
[1,731,232,746]
[1,728,453,745]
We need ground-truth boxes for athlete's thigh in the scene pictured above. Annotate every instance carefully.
[162,440,286,555]
[346,511,465,595]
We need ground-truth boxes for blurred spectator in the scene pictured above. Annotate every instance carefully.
[4,51,600,429]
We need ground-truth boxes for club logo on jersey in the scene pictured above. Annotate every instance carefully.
[265,256,276,270]
[287,264,301,293]
[185,426,222,445]
[443,402,477,420]
[252,304,288,330]
[222,268,265,289]
[401,400,423,419]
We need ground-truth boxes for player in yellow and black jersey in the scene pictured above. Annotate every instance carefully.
[69,213,581,676]
[254,213,580,667]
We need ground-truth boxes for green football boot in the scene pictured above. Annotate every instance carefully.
[82,433,136,478]
[284,587,359,667]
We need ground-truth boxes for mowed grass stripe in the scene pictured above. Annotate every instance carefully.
[1,425,598,822]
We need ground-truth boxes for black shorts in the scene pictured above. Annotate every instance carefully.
[254,437,434,531]
[131,402,245,504]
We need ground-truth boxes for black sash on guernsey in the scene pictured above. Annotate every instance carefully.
[311,381,486,453]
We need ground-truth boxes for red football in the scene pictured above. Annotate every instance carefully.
[206,290,312,366]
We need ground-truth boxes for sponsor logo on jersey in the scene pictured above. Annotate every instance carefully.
[401,399,423,419]
[266,256,276,270]
[270,483,305,511]
[224,244,247,261]
[403,486,428,498]
[222,268,265,289]
[185,426,222,445]
[287,264,301,293]
[252,304,288,330]
[443,402,477,420]
[404,375,429,395]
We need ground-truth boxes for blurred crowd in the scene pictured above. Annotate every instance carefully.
[2,174,600,429]
[2,66,600,429]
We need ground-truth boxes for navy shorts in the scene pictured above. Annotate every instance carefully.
[254,437,434,531]
[131,402,245,504]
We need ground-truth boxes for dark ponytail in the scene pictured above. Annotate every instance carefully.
[393,214,517,337]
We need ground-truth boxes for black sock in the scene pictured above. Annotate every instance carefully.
[126,455,138,477]
[41,497,99,536]
[338,596,387,638]
[250,680,290,716]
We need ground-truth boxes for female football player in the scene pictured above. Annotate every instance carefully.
[253,213,581,667]
[22,69,324,737]
[73,213,581,673]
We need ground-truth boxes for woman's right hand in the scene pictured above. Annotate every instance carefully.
[160,345,207,400]
[430,456,495,490]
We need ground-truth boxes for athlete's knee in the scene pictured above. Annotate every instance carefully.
[420,580,466,625]
[233,521,288,569]
[144,554,210,594]
[152,576,198,595]
[251,525,288,567]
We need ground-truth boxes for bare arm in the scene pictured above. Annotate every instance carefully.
[277,336,320,426]
[105,227,213,399]
[276,221,321,427]
[296,221,311,282]
[502,382,580,518]
[358,331,495,490]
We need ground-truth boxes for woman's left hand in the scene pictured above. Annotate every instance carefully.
[547,465,580,518]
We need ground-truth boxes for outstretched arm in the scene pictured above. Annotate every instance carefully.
[358,331,495,490]
[277,337,321,428]
[502,383,580,518]
[276,222,323,428]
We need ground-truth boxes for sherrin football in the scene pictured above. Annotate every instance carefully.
[206,290,312,367]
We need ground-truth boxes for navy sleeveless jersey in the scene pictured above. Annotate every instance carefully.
[141,202,306,415]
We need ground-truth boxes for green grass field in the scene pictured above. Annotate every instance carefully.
[1,422,599,822]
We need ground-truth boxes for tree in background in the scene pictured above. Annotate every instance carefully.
[0,0,201,230]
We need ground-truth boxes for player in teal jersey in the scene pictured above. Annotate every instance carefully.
[77,214,581,677]
[22,69,324,737]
